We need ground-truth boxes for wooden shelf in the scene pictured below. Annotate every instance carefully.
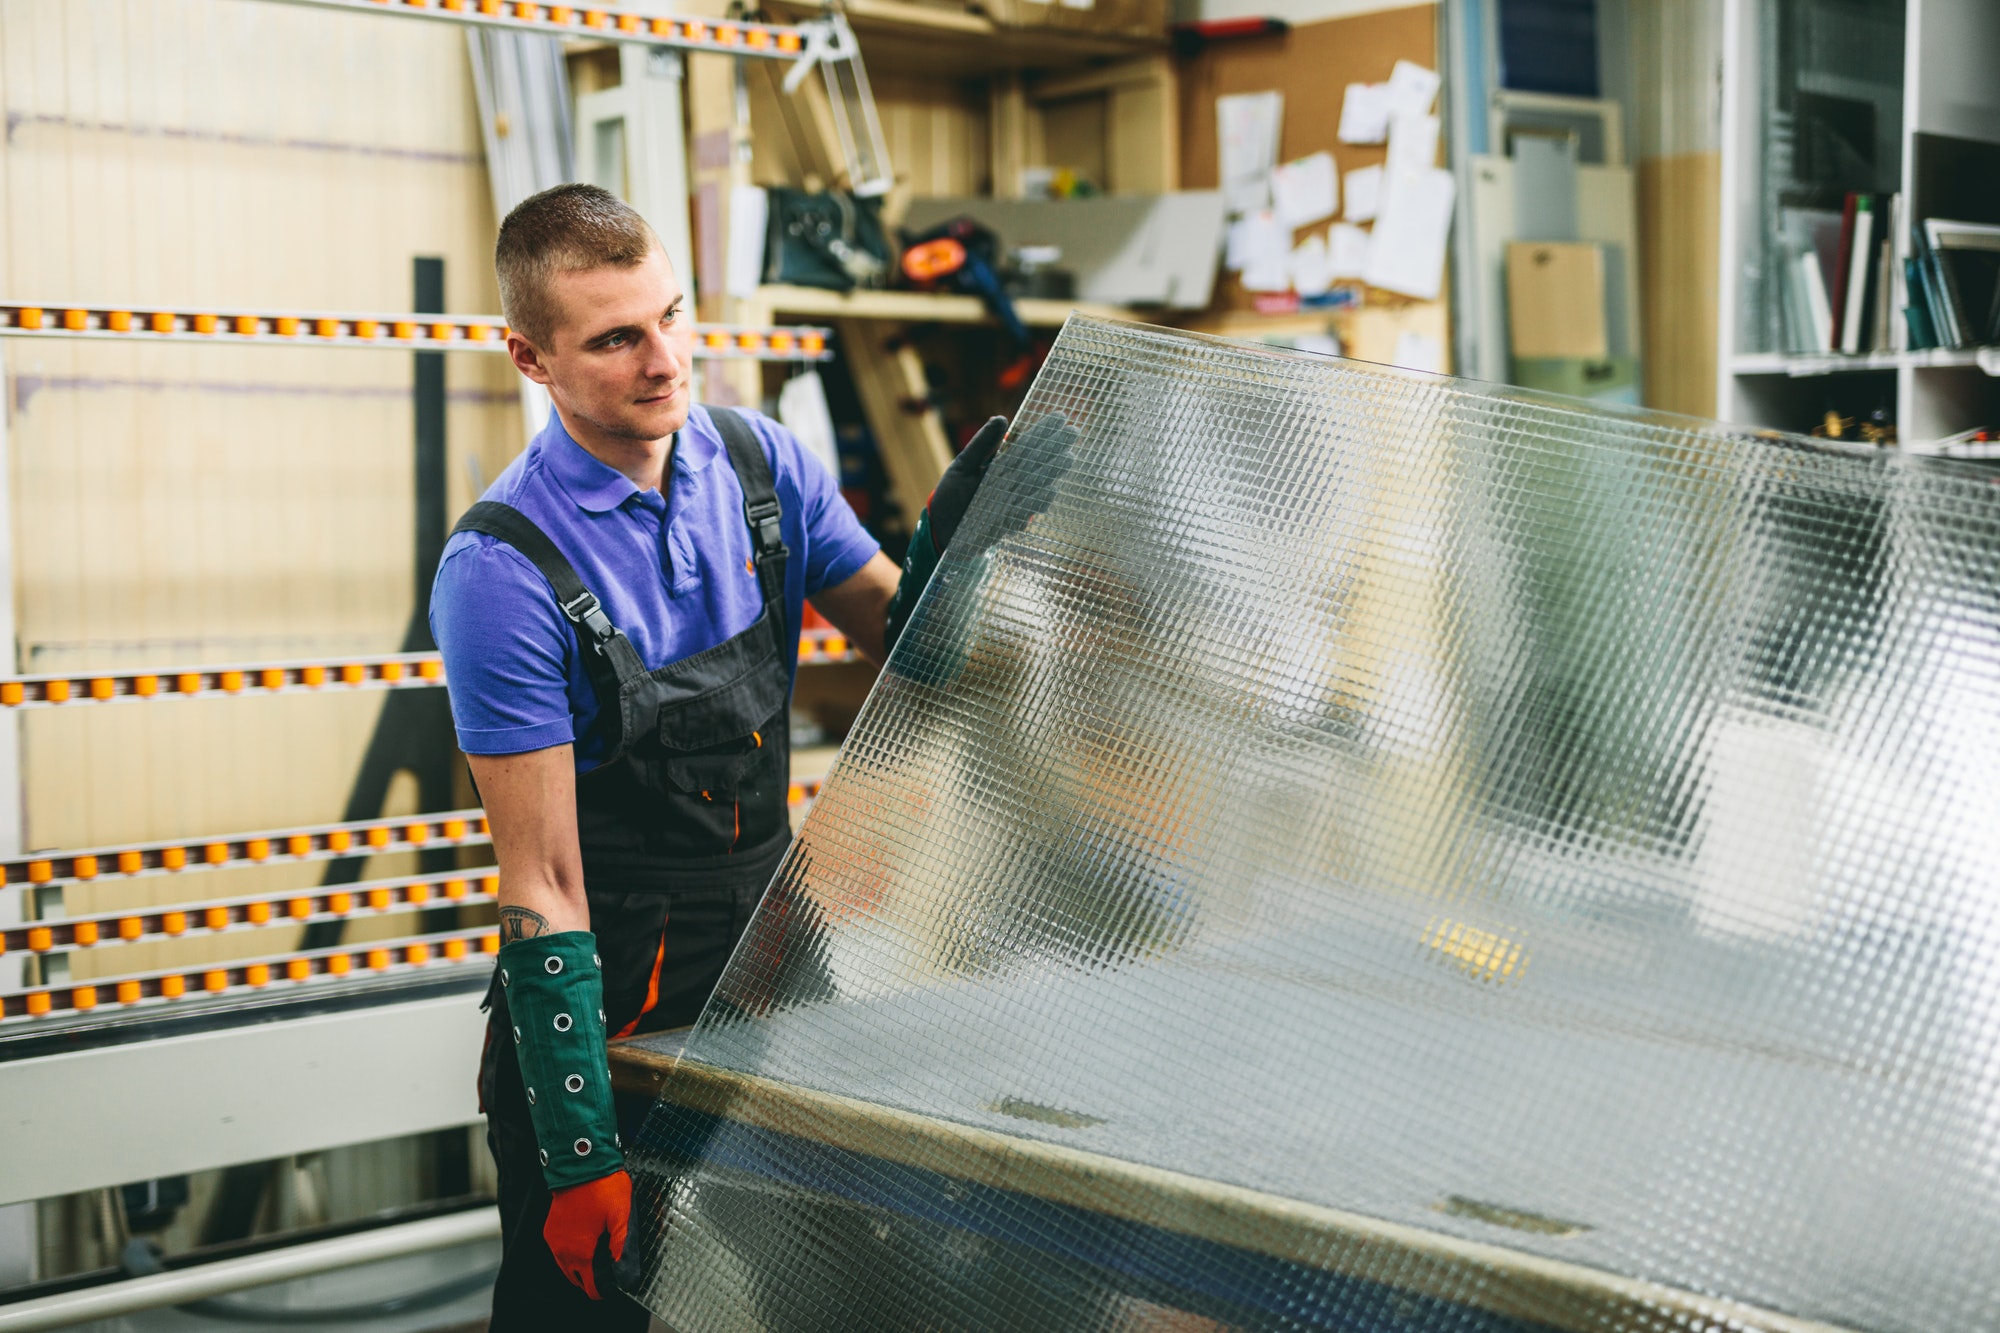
[753,284,1137,328]
[768,0,1166,76]
[1732,349,2000,378]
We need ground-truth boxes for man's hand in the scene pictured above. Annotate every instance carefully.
[544,1167,632,1299]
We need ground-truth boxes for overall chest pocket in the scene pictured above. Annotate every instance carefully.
[649,639,789,798]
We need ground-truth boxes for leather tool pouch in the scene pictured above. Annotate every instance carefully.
[764,187,890,290]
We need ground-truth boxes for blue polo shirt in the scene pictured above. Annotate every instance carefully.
[430,405,878,768]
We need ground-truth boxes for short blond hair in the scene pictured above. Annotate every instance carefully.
[495,183,658,346]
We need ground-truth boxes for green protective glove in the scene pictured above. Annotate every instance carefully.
[496,931,625,1191]
[884,413,1076,653]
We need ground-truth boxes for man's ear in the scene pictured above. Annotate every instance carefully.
[506,331,553,386]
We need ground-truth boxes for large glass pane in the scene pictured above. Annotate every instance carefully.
[621,317,2000,1332]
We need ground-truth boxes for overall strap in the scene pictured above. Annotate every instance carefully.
[706,408,793,642]
[450,501,648,708]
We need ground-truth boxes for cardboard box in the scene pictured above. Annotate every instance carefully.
[983,0,1169,41]
[1505,241,1608,361]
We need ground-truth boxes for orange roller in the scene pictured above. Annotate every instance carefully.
[442,819,467,839]
[769,332,795,354]
[160,974,186,999]
[367,888,391,911]
[477,817,491,834]
[233,315,259,336]
[417,658,443,680]
[117,980,142,1004]
[247,901,272,925]
[274,317,299,337]
[118,850,143,874]
[367,827,392,849]
[513,1,540,17]
[315,318,341,338]
[219,670,243,693]
[203,970,228,993]
[246,838,270,861]
[26,927,52,952]
[260,668,286,690]
[406,882,432,904]
[443,878,468,899]
[205,907,229,931]
[480,874,500,894]
[328,892,352,914]
[353,319,379,339]
[391,321,417,340]
[107,310,132,332]
[777,30,802,51]
[14,307,44,330]
[430,322,454,341]
[26,992,52,1016]
[287,958,312,981]
[287,897,312,920]
[149,312,174,333]
[43,680,70,704]
[72,985,98,1011]
[88,678,114,700]
[407,942,431,965]
[162,912,187,936]
[177,672,201,694]
[788,783,805,804]
[444,937,469,959]
[405,823,429,844]
[73,854,99,880]
[825,636,848,657]
[73,921,99,946]
[26,860,52,884]
[380,661,405,682]
[0,682,22,706]
[618,14,640,32]
[737,332,761,351]
[327,953,352,976]
[204,843,228,865]
[118,917,143,941]
[801,333,826,356]
[717,23,741,43]
[133,674,158,697]
[479,0,501,11]
[301,665,326,687]
[480,932,501,954]
[161,846,187,870]
[465,324,490,341]
[246,963,270,987]
[327,830,353,852]
[747,28,770,49]
[649,16,673,35]
[193,314,219,334]
[341,663,366,685]
[63,309,88,331]
[366,948,391,971]
[287,834,312,856]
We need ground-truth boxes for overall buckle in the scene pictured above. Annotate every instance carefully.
[559,590,618,646]
[743,497,787,561]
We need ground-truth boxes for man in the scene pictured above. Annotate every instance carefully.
[430,183,1007,1329]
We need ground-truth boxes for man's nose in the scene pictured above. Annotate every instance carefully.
[640,325,683,380]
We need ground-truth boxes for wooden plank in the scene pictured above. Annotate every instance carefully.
[758,284,1132,326]
[1638,151,1720,417]
[833,317,956,531]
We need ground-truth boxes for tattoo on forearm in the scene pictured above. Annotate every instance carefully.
[500,906,552,942]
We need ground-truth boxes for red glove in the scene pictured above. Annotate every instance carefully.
[544,1168,631,1300]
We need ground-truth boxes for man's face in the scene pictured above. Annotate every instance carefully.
[507,245,694,446]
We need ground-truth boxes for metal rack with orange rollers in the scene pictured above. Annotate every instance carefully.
[1,925,504,1024]
[0,301,832,362]
[0,629,858,712]
[0,809,491,897]
[270,0,818,58]
[1,867,500,961]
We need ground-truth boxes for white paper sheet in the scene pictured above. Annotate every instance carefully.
[725,184,770,300]
[1385,112,1440,179]
[1363,167,1455,300]
[1271,152,1338,228]
[777,369,842,480]
[1290,234,1332,297]
[1225,210,1289,274]
[1338,83,1390,145]
[1328,222,1372,279]
[1392,329,1445,374]
[1343,166,1383,223]
[1218,91,1283,216]
[1386,59,1440,117]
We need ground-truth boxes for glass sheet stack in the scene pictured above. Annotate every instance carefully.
[621,317,2000,1332]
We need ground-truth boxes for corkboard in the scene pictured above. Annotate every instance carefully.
[1177,3,1442,324]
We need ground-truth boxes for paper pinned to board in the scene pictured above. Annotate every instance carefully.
[1386,60,1440,117]
[1290,233,1332,298]
[1343,166,1383,223]
[1385,112,1441,179]
[1271,152,1338,229]
[1392,329,1445,374]
[1218,91,1283,215]
[1364,167,1455,300]
[1338,82,1390,145]
[1329,222,1372,279]
[1225,209,1288,273]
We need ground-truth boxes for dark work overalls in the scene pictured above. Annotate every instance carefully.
[456,409,794,1331]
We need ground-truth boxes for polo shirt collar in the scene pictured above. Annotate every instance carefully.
[544,412,720,513]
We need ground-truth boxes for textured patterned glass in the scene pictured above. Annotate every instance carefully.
[621,317,2000,1332]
